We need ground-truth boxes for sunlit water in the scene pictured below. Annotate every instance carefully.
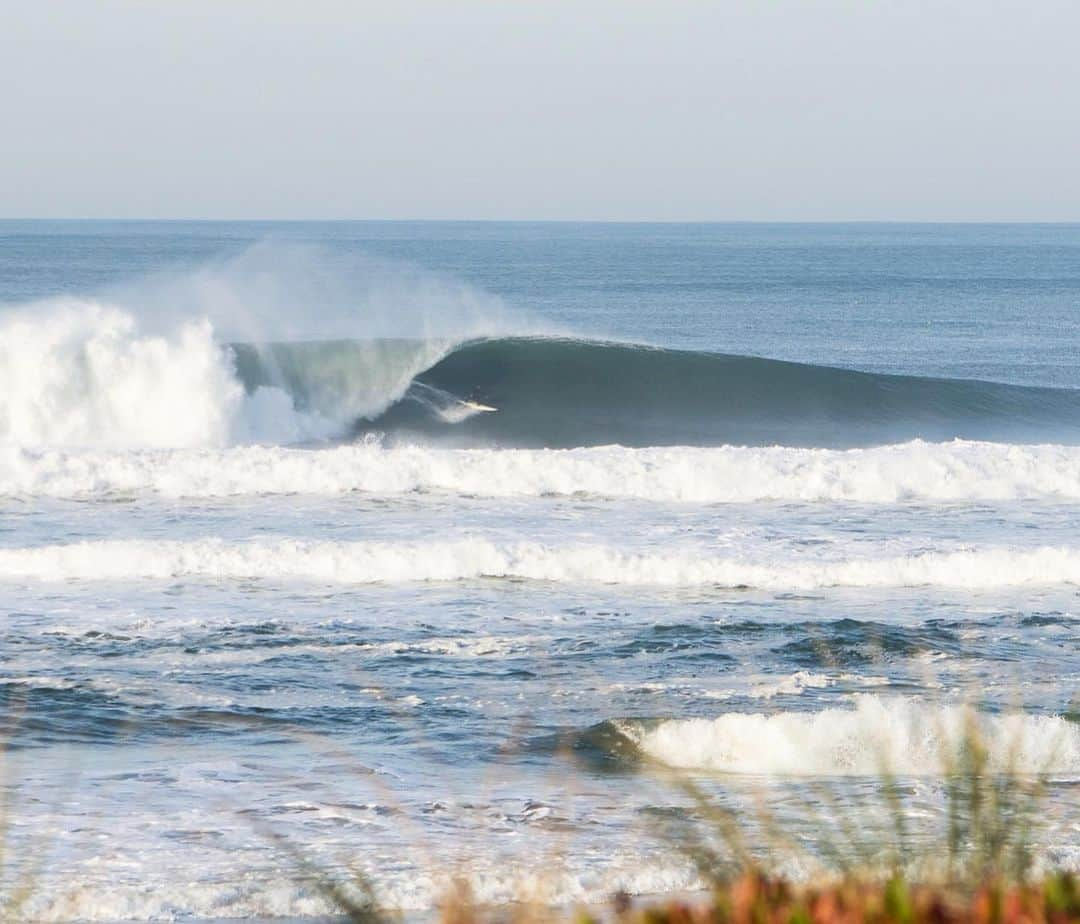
[1,222,1079,920]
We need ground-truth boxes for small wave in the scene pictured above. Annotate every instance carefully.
[3,538,1080,589]
[7,439,1080,502]
[615,696,1080,775]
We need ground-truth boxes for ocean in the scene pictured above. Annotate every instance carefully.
[1,221,1079,919]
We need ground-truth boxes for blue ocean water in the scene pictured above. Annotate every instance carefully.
[1,222,1078,919]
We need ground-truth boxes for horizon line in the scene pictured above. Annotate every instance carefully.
[3,216,1080,225]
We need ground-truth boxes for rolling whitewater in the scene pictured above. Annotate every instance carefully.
[1,222,1079,920]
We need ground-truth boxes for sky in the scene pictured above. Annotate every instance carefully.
[3,0,1079,221]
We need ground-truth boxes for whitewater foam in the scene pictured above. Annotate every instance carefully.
[0,245,532,450]
[5,439,1080,501]
[0,299,334,449]
[19,854,701,921]
[3,537,1080,588]
[622,696,1080,775]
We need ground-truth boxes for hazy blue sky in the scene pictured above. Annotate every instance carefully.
[3,0,1078,221]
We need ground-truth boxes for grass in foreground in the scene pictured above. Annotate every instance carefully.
[584,871,1080,924]
[320,870,1080,924]
[4,698,1078,921]
[319,701,1080,924]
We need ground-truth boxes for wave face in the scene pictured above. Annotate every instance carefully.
[6,439,1080,501]
[357,337,1080,449]
[229,338,452,426]
[614,696,1080,776]
[6,307,1080,451]
[4,538,1080,588]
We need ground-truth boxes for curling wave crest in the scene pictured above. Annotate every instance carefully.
[5,439,1080,501]
[617,696,1080,775]
[0,246,518,450]
[4,538,1080,588]
[5,292,1080,453]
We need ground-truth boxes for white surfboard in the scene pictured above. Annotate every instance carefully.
[459,400,498,413]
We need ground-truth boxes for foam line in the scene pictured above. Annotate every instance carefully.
[2,538,1079,588]
[6,439,1080,501]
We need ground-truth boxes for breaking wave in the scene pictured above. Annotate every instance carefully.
[366,336,1080,448]
[0,299,336,449]
[4,303,1080,453]
[5,439,1080,501]
[0,245,517,450]
[611,696,1080,776]
[223,335,1080,449]
[4,538,1080,588]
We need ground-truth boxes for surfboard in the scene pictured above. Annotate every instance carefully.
[459,400,498,413]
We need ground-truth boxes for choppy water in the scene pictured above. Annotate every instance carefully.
[1,222,1079,920]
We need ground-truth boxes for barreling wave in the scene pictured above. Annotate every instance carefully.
[6,295,1080,452]
[7,439,1080,502]
[356,337,1080,449]
[4,538,1080,588]
[0,245,509,450]
[608,695,1080,776]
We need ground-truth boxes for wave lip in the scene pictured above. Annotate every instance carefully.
[7,439,1080,502]
[616,696,1080,776]
[3,538,1080,589]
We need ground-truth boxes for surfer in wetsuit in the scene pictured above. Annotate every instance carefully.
[463,386,497,412]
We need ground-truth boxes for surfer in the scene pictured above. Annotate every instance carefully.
[462,386,497,413]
